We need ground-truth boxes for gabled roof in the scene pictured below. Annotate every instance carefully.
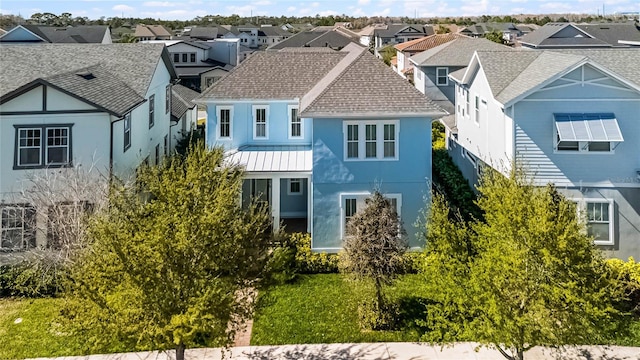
[410,37,513,67]
[395,33,466,52]
[465,48,640,106]
[575,23,640,46]
[0,43,176,116]
[260,26,291,37]
[166,40,211,50]
[171,84,199,120]
[0,25,109,43]
[517,22,640,48]
[135,24,172,38]
[198,43,445,118]
[266,28,361,51]
[374,24,434,38]
[460,22,520,35]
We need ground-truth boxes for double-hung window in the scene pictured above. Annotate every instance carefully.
[190,53,196,63]
[288,105,302,138]
[182,53,188,63]
[436,67,448,86]
[217,106,232,139]
[341,193,401,238]
[15,125,72,169]
[123,113,131,152]
[173,53,180,63]
[474,96,480,125]
[148,94,155,128]
[586,200,614,245]
[1,205,36,250]
[165,85,170,114]
[465,89,470,118]
[253,105,268,139]
[343,120,399,161]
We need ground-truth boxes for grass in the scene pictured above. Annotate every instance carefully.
[251,273,428,345]
[0,297,83,359]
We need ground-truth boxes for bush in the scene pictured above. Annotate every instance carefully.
[608,257,640,317]
[432,148,482,222]
[265,246,297,285]
[291,233,339,274]
[357,297,399,330]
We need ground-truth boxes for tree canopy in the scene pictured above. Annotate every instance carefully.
[64,144,272,359]
[422,166,626,360]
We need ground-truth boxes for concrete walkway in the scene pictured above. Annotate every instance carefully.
[29,343,640,360]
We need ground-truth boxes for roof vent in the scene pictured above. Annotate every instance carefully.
[76,72,96,80]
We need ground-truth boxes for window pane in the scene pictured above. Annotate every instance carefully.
[47,147,67,164]
[384,142,395,158]
[384,124,395,140]
[20,148,41,165]
[588,223,609,241]
[365,125,376,140]
[347,142,358,158]
[557,140,579,151]
[173,53,179,62]
[588,142,610,152]
[292,123,301,137]
[190,53,196,62]
[256,124,266,137]
[1,229,23,249]
[182,53,187,62]
[365,124,376,158]
[347,125,358,141]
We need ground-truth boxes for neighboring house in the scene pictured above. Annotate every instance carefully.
[258,26,292,46]
[393,33,464,79]
[198,43,446,251]
[267,27,363,51]
[409,36,512,113]
[0,43,176,251]
[446,48,640,259]
[0,28,7,36]
[459,22,531,43]
[221,24,260,49]
[177,26,229,41]
[520,21,640,49]
[0,25,112,43]
[145,39,238,91]
[281,23,314,33]
[373,24,434,56]
[135,24,172,41]
[170,84,199,146]
[357,24,387,47]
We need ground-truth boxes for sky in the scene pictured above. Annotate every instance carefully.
[1,0,639,21]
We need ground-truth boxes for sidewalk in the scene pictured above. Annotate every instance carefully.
[29,342,640,360]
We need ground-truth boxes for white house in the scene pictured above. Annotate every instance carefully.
[446,48,640,259]
[0,43,176,251]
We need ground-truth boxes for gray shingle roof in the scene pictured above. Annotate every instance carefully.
[576,23,640,46]
[473,48,640,105]
[1,25,109,43]
[519,23,575,46]
[301,47,445,117]
[198,49,345,100]
[410,37,513,67]
[266,30,329,50]
[171,84,199,120]
[520,22,640,48]
[0,43,175,115]
[304,30,363,49]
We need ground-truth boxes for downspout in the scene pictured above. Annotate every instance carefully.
[110,115,127,181]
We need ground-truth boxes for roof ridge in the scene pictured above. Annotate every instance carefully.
[300,44,366,112]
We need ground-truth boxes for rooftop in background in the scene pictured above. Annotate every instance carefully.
[0,25,110,43]
[410,36,514,67]
[267,27,361,51]
[394,33,467,52]
[135,24,172,39]
[171,84,200,121]
[519,21,640,48]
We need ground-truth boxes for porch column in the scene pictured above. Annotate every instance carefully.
[271,176,280,231]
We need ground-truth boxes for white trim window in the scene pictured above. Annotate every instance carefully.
[17,128,42,166]
[343,120,399,161]
[123,113,131,152]
[465,89,470,118]
[216,106,233,139]
[340,193,402,238]
[288,178,302,195]
[149,94,155,128]
[436,67,449,86]
[474,96,480,125]
[253,105,269,139]
[288,105,302,138]
[585,199,614,245]
[1,205,36,250]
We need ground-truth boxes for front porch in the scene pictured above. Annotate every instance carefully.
[227,145,313,234]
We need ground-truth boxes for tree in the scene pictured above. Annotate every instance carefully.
[340,190,407,329]
[117,33,138,43]
[421,166,627,360]
[436,25,451,34]
[485,30,505,44]
[64,144,272,360]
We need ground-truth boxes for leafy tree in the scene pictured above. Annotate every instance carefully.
[340,190,407,329]
[422,166,627,360]
[436,25,451,34]
[117,33,138,43]
[64,144,272,360]
[484,30,505,44]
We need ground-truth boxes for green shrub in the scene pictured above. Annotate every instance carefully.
[290,233,339,274]
[357,297,399,330]
[608,257,640,316]
[265,246,297,285]
[0,253,66,298]
[432,148,482,222]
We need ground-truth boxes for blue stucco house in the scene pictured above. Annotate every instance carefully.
[198,44,446,251]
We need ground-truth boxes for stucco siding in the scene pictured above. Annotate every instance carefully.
[46,87,96,111]
[311,117,432,250]
[1,86,43,112]
[279,178,308,217]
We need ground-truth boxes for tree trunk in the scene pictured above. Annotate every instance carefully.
[176,343,185,360]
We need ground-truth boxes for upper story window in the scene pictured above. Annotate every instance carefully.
[124,113,131,152]
[436,67,449,86]
[217,106,232,139]
[148,95,155,128]
[253,105,269,139]
[474,96,480,125]
[288,105,302,138]
[1,204,36,250]
[15,125,73,169]
[165,85,170,114]
[343,120,399,161]
[190,53,196,62]
[554,113,623,154]
[172,52,197,64]
[465,89,470,118]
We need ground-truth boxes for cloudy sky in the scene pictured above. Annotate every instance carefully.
[1,0,638,20]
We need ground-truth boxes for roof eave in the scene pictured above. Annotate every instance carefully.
[300,110,448,119]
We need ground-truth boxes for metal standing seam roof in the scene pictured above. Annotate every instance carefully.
[554,113,624,142]
[226,145,313,172]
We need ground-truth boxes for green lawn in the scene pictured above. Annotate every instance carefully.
[0,297,83,359]
[251,273,428,345]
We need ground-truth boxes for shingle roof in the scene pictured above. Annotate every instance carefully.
[300,46,446,117]
[518,22,640,48]
[304,30,363,49]
[395,33,465,52]
[198,49,345,100]
[473,48,640,105]
[576,23,640,46]
[198,44,446,118]
[260,26,291,37]
[410,37,513,67]
[171,84,199,120]
[1,25,109,43]
[135,24,172,38]
[0,43,175,115]
[266,30,329,50]
[375,24,433,38]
